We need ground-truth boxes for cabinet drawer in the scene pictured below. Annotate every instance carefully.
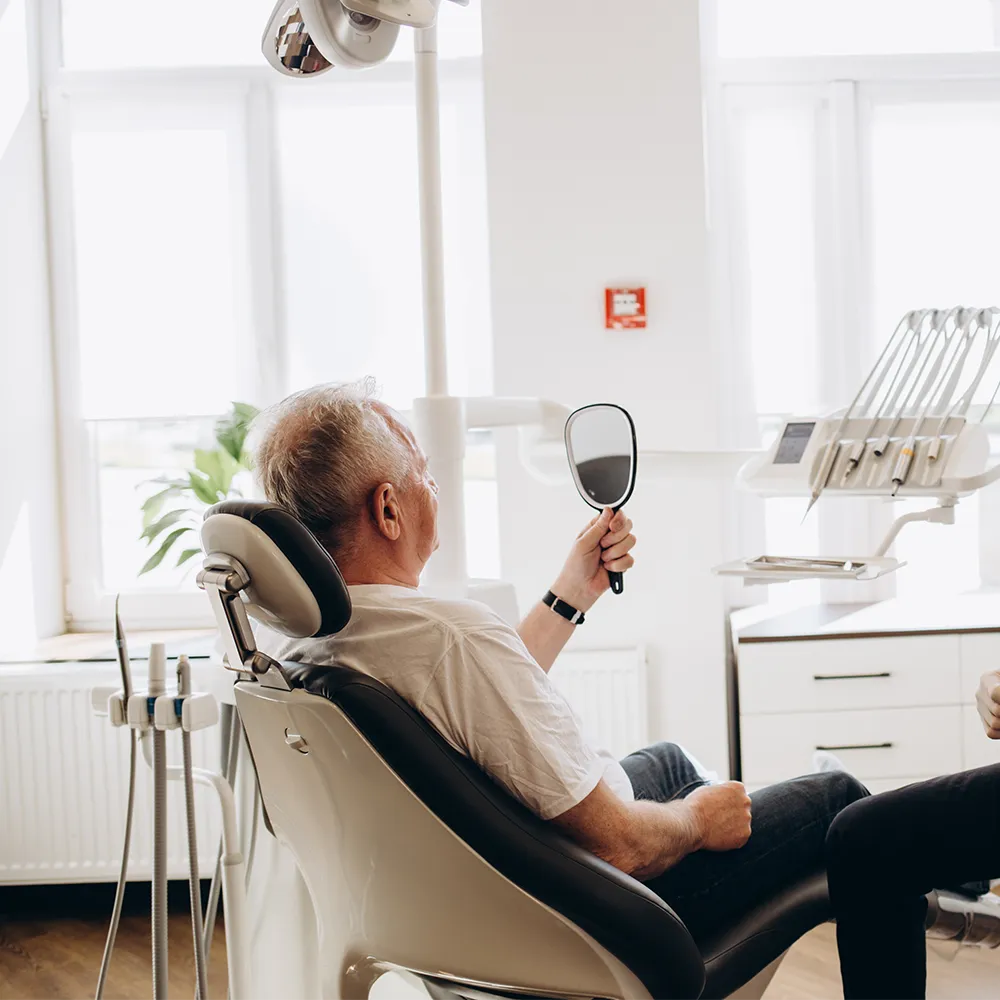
[741,706,962,784]
[737,636,961,715]
[960,633,1000,706]
[962,705,1000,771]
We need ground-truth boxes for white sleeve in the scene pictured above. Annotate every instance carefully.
[417,625,607,820]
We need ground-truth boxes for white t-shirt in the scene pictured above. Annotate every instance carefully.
[262,584,634,820]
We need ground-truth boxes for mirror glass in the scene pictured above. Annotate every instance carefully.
[565,404,636,511]
[267,4,332,75]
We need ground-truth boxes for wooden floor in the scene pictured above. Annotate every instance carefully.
[766,923,1000,1000]
[2,885,999,1000]
[0,884,227,1000]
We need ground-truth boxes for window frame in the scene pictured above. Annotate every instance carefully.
[39,0,486,630]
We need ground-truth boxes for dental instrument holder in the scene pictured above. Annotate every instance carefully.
[716,307,1000,585]
[92,642,250,1000]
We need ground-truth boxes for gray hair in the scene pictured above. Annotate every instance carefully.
[252,379,414,558]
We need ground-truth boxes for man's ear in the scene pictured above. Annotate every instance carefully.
[371,482,402,541]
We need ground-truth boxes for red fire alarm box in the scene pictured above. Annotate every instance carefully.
[605,287,647,330]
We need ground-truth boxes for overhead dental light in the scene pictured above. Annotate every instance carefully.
[262,0,467,74]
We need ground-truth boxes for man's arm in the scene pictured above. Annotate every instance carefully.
[550,778,753,879]
[518,508,636,671]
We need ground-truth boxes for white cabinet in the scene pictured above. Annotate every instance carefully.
[732,608,1000,792]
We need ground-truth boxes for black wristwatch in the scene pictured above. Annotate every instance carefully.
[543,590,585,625]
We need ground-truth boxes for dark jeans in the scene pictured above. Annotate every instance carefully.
[620,742,869,944]
[826,763,1000,1000]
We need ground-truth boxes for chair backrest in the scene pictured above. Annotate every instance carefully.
[202,501,705,1000]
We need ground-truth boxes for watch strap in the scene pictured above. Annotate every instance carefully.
[543,590,585,625]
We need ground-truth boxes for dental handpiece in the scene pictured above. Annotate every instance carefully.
[890,442,916,496]
[802,312,928,519]
[896,307,990,490]
[889,312,968,494]
[926,308,985,461]
[804,438,841,521]
[873,309,942,457]
[844,317,919,478]
[114,594,133,700]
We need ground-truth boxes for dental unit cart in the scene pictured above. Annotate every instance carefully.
[716,307,1000,584]
[88,609,247,1000]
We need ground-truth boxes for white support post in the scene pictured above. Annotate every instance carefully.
[412,25,469,590]
[414,25,449,398]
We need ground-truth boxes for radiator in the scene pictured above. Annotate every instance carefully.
[0,663,222,885]
[549,646,648,760]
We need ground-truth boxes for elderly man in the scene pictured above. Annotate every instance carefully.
[253,381,867,950]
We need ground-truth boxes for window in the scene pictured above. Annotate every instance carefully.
[707,0,1000,601]
[46,2,493,627]
[869,96,1000,347]
[716,0,999,59]
[727,95,824,415]
[275,79,492,410]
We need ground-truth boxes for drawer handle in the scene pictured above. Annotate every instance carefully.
[815,742,894,751]
[813,672,892,681]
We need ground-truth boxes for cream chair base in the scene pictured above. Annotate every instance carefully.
[236,683,655,1000]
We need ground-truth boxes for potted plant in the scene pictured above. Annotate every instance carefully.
[138,402,259,575]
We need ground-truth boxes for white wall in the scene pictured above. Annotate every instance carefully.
[482,0,742,772]
[0,0,63,648]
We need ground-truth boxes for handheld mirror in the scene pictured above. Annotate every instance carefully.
[564,403,637,595]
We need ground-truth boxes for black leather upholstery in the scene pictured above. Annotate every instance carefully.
[282,662,707,1000]
[699,870,830,999]
[206,501,352,636]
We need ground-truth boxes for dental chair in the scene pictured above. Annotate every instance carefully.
[199,501,1000,1000]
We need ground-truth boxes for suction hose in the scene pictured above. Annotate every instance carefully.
[178,654,209,1000]
[149,643,169,1000]
[95,596,136,1000]
[94,732,136,999]
[203,706,241,963]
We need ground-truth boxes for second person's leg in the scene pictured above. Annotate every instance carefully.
[827,763,1000,1000]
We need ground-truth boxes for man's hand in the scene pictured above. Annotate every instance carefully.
[684,782,753,852]
[550,507,636,612]
[976,670,1000,739]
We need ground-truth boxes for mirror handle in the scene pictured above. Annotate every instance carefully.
[609,571,624,595]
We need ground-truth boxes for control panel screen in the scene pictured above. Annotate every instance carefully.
[774,422,816,465]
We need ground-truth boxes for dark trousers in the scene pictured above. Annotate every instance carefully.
[619,743,869,944]
[826,763,1000,999]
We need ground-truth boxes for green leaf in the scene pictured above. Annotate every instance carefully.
[217,447,242,489]
[146,475,189,489]
[215,401,260,463]
[188,471,220,506]
[139,528,193,575]
[194,448,223,481]
[140,508,188,543]
[193,448,234,498]
[176,547,202,567]
[140,486,183,530]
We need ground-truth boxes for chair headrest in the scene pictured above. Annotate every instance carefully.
[201,500,351,639]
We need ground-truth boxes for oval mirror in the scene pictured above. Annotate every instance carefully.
[564,403,637,594]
